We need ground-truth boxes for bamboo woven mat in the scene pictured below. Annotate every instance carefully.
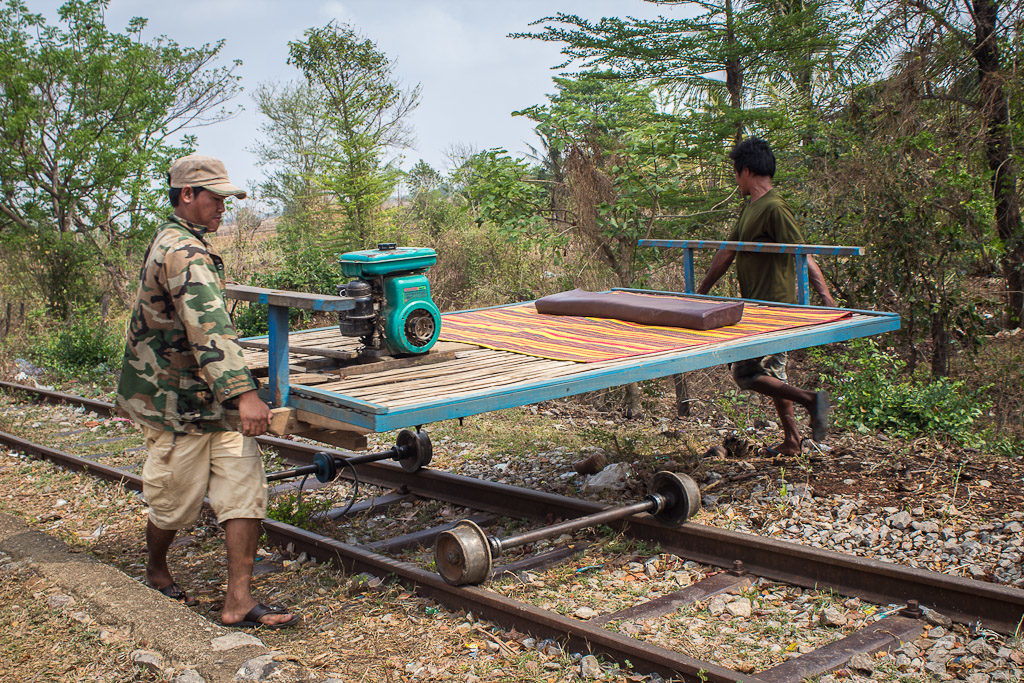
[438,298,851,363]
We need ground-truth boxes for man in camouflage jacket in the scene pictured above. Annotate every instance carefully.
[116,154,296,628]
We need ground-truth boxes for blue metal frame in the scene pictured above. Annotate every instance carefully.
[639,239,864,305]
[252,289,899,432]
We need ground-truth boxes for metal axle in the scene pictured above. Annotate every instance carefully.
[435,471,700,585]
[265,429,431,483]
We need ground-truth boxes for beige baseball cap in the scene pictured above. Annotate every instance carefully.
[168,154,247,199]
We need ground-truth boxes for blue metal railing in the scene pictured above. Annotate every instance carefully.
[638,239,865,305]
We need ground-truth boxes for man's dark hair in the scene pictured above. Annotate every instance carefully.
[168,174,205,207]
[729,137,776,178]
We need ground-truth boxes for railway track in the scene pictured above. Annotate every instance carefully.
[1,379,1021,682]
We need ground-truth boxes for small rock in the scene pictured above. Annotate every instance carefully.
[725,598,752,618]
[966,638,988,655]
[70,611,93,626]
[211,632,264,651]
[923,608,953,627]
[574,606,599,619]
[130,650,165,673]
[708,596,727,615]
[582,463,631,492]
[46,593,73,609]
[848,653,873,672]
[172,670,206,683]
[580,654,601,678]
[235,653,280,681]
[98,629,123,645]
[888,511,912,530]
[820,607,847,627]
[573,450,608,475]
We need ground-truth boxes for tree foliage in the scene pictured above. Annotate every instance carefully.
[284,21,420,241]
[0,0,241,315]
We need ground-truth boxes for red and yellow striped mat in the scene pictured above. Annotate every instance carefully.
[439,297,851,363]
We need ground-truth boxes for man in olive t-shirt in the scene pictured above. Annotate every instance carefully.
[697,138,836,455]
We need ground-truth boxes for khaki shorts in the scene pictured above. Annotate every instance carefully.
[730,352,788,390]
[140,425,268,530]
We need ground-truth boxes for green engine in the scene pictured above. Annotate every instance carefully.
[337,243,441,356]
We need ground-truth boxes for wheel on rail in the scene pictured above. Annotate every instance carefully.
[435,519,491,585]
[650,471,701,525]
[395,429,432,472]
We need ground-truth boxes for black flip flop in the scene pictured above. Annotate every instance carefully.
[224,602,301,629]
[152,581,197,607]
[810,391,831,442]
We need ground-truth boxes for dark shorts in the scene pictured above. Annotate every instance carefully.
[730,352,788,390]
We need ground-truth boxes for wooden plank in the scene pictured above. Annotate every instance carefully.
[294,409,371,436]
[590,573,750,626]
[268,407,300,435]
[239,340,358,361]
[491,545,588,578]
[756,616,923,683]
[297,427,368,451]
[329,348,458,379]
[322,355,554,393]
[225,283,355,311]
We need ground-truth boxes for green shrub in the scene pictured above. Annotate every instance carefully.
[810,340,989,443]
[233,249,342,337]
[266,491,332,528]
[28,313,122,379]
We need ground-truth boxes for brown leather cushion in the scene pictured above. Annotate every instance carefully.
[535,289,744,330]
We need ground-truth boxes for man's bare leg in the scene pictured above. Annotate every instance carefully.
[220,518,293,626]
[747,375,828,449]
[146,519,178,588]
[772,397,802,455]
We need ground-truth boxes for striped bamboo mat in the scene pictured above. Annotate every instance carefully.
[439,297,850,363]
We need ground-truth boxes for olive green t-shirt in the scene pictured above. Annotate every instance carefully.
[726,190,804,304]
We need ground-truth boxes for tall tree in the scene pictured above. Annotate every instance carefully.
[515,0,882,147]
[882,0,1024,326]
[286,22,420,240]
[0,0,240,314]
[516,73,689,287]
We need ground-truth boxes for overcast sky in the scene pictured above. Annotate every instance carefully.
[33,0,678,194]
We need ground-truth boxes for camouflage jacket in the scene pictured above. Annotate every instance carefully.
[115,215,258,433]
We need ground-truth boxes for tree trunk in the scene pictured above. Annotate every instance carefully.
[973,0,1024,327]
[724,0,744,144]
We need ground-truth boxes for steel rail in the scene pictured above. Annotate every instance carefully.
[261,519,758,682]
[259,437,1024,635]
[3,383,1023,631]
[0,380,113,415]
[0,426,754,682]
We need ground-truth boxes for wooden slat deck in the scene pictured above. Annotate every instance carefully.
[312,314,872,409]
[244,302,899,432]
